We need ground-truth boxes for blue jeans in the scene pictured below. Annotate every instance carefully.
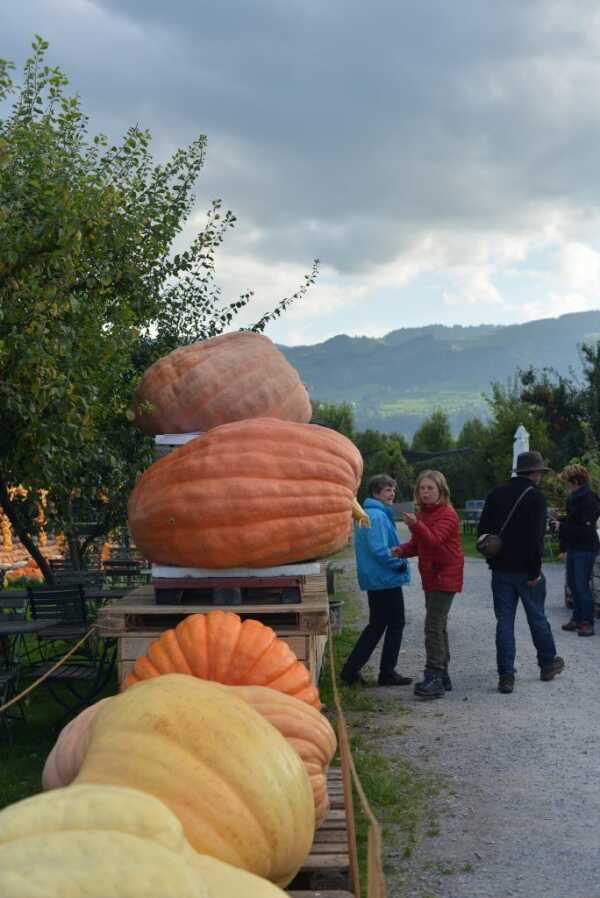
[491,571,557,677]
[566,550,596,625]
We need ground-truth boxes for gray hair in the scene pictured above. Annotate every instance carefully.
[368,474,396,496]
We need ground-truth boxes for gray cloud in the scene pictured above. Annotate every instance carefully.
[3,0,600,274]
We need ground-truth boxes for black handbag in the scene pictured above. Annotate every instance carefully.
[476,487,534,560]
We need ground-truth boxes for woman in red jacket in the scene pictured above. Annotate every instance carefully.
[392,470,464,700]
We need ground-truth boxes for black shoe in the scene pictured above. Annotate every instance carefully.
[577,623,594,637]
[378,671,413,686]
[414,672,444,700]
[540,656,565,682]
[442,673,452,691]
[561,618,580,631]
[498,674,514,694]
[340,670,368,687]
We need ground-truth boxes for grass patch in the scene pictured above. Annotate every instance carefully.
[0,667,118,810]
[319,578,443,893]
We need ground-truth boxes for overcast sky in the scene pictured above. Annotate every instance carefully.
[3,0,600,345]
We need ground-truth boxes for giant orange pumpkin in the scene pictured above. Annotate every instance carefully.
[128,418,363,569]
[123,610,321,708]
[132,331,312,435]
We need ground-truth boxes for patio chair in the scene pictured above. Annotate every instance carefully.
[0,595,28,740]
[23,585,115,724]
[102,557,150,589]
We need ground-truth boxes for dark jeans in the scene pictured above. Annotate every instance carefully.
[566,550,596,625]
[424,591,455,672]
[342,587,405,676]
[491,571,557,677]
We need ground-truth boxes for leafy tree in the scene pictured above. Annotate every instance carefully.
[355,430,414,501]
[519,366,586,468]
[581,342,600,449]
[411,409,454,453]
[433,417,491,507]
[310,400,356,440]
[0,38,317,579]
[481,382,551,483]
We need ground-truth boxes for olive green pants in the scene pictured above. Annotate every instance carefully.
[424,591,455,673]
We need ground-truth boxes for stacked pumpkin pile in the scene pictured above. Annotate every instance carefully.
[0,619,338,897]
[0,334,365,895]
[127,330,365,569]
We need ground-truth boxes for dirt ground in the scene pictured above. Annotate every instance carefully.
[346,553,600,898]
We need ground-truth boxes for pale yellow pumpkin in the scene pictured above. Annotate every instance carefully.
[0,784,288,898]
[73,674,315,887]
[44,684,337,827]
[231,685,336,826]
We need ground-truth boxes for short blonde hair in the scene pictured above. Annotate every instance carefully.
[414,470,451,507]
[560,464,589,486]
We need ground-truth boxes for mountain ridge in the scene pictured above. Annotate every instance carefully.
[277,310,600,437]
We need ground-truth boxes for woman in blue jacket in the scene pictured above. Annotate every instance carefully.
[340,473,412,687]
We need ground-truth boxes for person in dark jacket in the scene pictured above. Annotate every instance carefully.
[556,464,600,636]
[477,450,564,694]
[392,469,464,700]
[340,474,412,688]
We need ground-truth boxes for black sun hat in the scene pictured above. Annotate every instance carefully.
[515,450,551,474]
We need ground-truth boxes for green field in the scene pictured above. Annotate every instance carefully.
[378,390,487,418]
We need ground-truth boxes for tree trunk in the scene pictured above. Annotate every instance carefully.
[0,473,53,583]
[66,533,82,570]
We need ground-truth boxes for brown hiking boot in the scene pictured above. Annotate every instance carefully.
[498,675,515,694]
[540,656,565,681]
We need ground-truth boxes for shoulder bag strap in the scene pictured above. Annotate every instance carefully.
[499,486,535,536]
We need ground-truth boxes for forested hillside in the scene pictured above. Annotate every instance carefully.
[279,311,600,436]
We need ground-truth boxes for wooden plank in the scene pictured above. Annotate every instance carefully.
[119,635,154,658]
[118,659,135,681]
[98,586,329,615]
[307,843,348,855]
[322,809,345,820]
[317,819,347,831]
[300,854,349,871]
[287,892,354,897]
[286,889,355,898]
[313,830,348,844]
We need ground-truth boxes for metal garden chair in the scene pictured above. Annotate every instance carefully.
[24,584,115,724]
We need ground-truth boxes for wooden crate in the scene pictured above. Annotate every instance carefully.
[97,583,329,687]
[288,768,354,897]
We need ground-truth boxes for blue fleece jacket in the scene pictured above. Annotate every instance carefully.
[353,497,411,591]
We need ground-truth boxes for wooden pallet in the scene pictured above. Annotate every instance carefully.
[287,768,354,897]
[96,584,330,686]
[152,571,328,605]
[153,576,305,606]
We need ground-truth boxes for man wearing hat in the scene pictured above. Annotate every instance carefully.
[478,450,564,694]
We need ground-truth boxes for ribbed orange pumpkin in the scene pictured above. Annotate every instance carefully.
[41,684,336,827]
[123,610,321,708]
[128,418,363,569]
[132,331,312,435]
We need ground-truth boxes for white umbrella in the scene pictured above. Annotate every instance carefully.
[512,424,530,477]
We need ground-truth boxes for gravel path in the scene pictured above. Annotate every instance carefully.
[351,553,600,898]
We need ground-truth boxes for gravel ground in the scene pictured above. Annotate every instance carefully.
[352,553,600,898]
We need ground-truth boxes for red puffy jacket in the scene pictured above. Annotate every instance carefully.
[394,503,464,593]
